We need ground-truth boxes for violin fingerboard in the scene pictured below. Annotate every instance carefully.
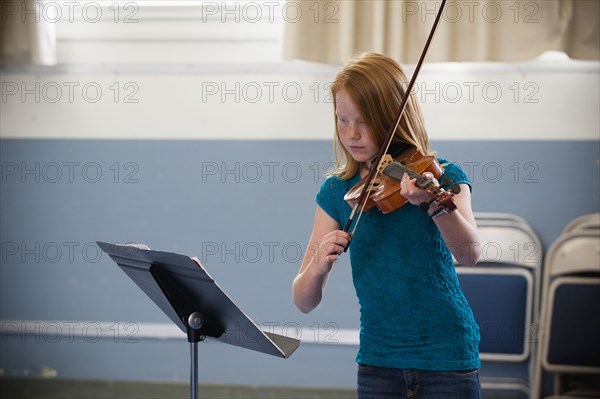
[385,161,455,210]
[383,161,428,188]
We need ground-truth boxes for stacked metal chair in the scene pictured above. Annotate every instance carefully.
[531,213,600,399]
[457,212,543,398]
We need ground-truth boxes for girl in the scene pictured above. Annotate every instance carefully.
[292,52,482,399]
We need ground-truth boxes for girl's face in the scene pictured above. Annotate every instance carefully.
[335,89,379,170]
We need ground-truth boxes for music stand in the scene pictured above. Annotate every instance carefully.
[97,241,300,399]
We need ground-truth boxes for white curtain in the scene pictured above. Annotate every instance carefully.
[283,0,599,64]
[1,0,57,66]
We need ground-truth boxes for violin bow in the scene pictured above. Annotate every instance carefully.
[342,0,448,243]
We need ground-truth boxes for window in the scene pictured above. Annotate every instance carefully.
[54,1,286,64]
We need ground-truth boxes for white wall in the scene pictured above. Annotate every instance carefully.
[1,2,598,141]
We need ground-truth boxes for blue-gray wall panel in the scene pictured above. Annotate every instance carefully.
[1,139,599,386]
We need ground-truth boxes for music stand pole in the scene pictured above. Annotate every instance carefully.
[187,312,204,399]
[191,341,198,399]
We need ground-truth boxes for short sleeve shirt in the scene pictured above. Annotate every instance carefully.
[316,160,480,371]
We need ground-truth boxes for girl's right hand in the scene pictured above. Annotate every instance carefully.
[311,230,351,274]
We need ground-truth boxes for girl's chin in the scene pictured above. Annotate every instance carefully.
[344,147,377,163]
[350,156,370,164]
[351,155,377,164]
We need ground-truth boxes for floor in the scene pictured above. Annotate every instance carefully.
[0,378,356,399]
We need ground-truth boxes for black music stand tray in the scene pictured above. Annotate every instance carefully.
[97,241,300,399]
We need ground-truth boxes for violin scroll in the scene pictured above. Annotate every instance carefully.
[440,176,461,195]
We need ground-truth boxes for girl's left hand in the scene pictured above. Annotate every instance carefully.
[399,172,436,205]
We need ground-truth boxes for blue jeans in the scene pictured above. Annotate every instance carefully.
[357,364,481,399]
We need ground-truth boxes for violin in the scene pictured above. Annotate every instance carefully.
[342,0,450,240]
[382,153,461,213]
[344,146,446,214]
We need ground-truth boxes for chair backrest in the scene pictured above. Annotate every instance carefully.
[540,230,600,371]
[544,231,600,278]
[532,230,600,398]
[562,213,600,234]
[474,212,533,230]
[476,221,542,269]
[457,266,533,362]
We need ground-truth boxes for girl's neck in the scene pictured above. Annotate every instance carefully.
[359,164,371,178]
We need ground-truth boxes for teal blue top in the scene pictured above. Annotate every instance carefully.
[316,159,480,371]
